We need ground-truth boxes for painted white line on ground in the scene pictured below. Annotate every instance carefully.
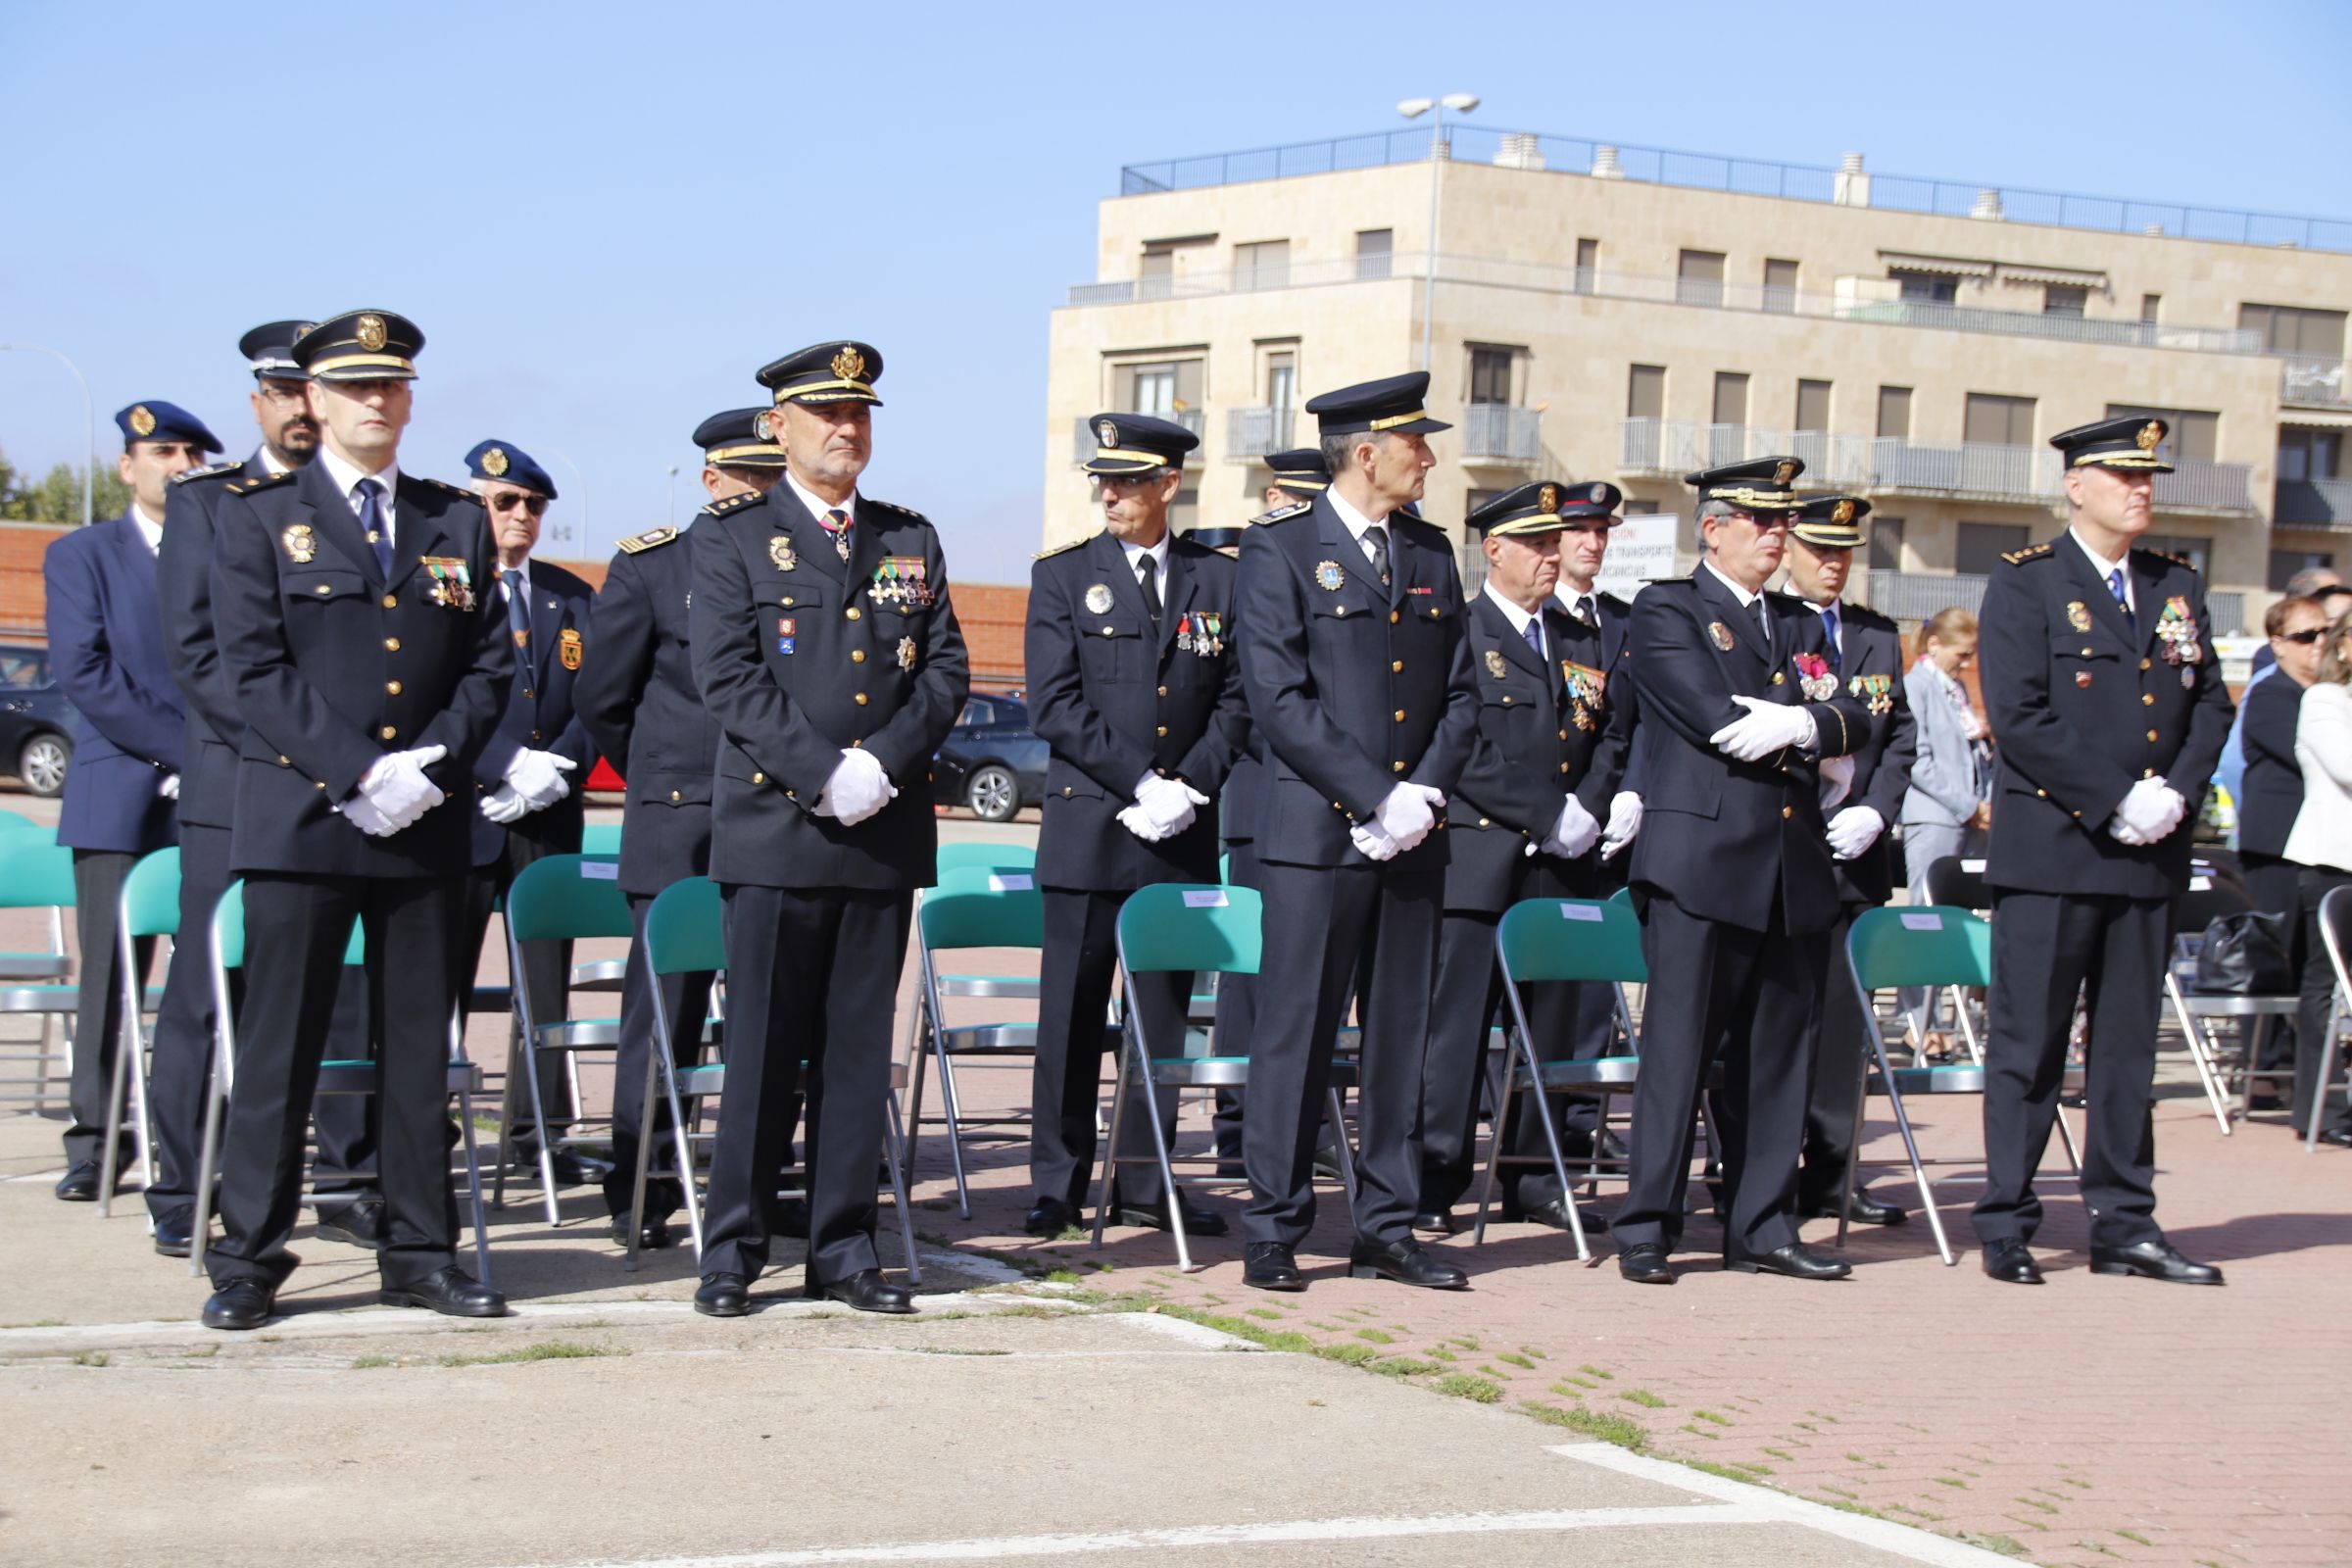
[503,1505,1772,1568]
[1099,1310,1264,1350]
[1551,1443,2018,1566]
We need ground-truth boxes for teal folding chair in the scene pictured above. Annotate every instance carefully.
[1096,883,1357,1271]
[1474,897,1649,1258]
[500,853,634,1223]
[933,841,1036,882]
[1841,906,2080,1265]
[564,824,632,995]
[627,876,917,1280]
[188,881,495,1284]
[98,847,179,1214]
[579,821,623,858]
[0,830,85,1114]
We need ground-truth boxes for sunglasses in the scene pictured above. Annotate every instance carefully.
[2276,628,2328,645]
[488,493,549,516]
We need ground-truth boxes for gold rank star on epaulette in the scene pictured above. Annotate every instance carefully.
[616,526,677,555]
[702,491,761,517]
[1033,538,1083,559]
[2001,542,2054,565]
[172,461,241,485]
[1253,501,1312,524]
[227,468,297,496]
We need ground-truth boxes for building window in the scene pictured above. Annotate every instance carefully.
[1355,229,1393,280]
[1795,379,1832,432]
[2273,549,2336,591]
[1957,522,2031,576]
[1468,346,1516,407]
[1234,240,1290,291]
[1627,364,1665,420]
[1763,258,1799,314]
[2105,404,2218,464]
[1140,247,1174,301]
[2278,426,2343,482]
[1114,358,1202,420]
[1963,393,2035,448]
[1866,516,1904,572]
[1877,386,1913,440]
[1678,249,1726,308]
[1893,270,1959,304]
[2140,294,2162,324]
[1460,491,1505,590]
[2043,283,2088,318]
[2241,302,2348,358]
[1712,372,1749,428]
[1575,237,1599,294]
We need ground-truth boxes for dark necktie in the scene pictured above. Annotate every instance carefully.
[824,507,853,563]
[1523,617,1544,660]
[504,570,530,666]
[357,478,392,577]
[1746,595,1770,652]
[1138,553,1161,623]
[2107,567,2133,632]
[1821,603,1842,674]
[1573,594,1595,628]
[1363,524,1391,588]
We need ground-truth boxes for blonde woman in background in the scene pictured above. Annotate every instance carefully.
[2283,606,2352,1147]
[1898,608,1992,1052]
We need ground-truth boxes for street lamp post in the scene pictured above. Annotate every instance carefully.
[1396,94,1480,374]
[0,342,96,526]
[665,464,678,526]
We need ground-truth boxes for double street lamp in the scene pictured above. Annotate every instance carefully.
[1397,94,1480,374]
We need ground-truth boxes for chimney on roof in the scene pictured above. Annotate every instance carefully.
[1591,144,1624,180]
[1494,132,1546,172]
[1970,188,2006,220]
[1834,152,1870,208]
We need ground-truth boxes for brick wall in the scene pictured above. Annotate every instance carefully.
[955,582,1028,693]
[0,522,70,641]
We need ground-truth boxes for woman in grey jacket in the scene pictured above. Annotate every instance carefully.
[1900,607,1992,893]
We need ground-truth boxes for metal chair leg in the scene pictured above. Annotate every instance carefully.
[1470,1048,1511,1245]
[519,1030,564,1228]
[901,999,930,1196]
[2310,998,2345,1152]
[1325,1088,1359,1205]
[188,1038,227,1278]
[883,1096,922,1286]
[1090,1045,1134,1250]
[625,1050,660,1274]
[931,1027,972,1219]
[2163,973,2233,1135]
[1128,1054,1190,1272]
[491,1032,518,1210]
[99,1007,134,1218]
[1516,1026,1587,1261]
[455,1088,494,1290]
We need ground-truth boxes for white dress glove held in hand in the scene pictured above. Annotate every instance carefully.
[1826,806,1885,860]
[159,772,179,801]
[479,784,530,825]
[504,749,577,810]
[1133,773,1206,839]
[1375,783,1443,853]
[1116,803,1172,843]
[1349,821,1400,862]
[1709,696,1818,761]
[336,793,399,838]
[1818,755,1855,811]
[359,744,448,832]
[1544,795,1601,859]
[1599,792,1642,860]
[815,747,897,826]
[2108,775,2186,846]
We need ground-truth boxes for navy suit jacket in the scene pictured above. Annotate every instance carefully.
[1817,600,1918,906]
[2236,671,2306,859]
[46,512,182,854]
[159,452,270,831]
[469,558,598,864]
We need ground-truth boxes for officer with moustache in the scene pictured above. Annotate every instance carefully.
[1235,371,1478,1293]
[689,342,968,1318]
[200,310,514,1329]
[1415,482,1628,1240]
[1974,416,2233,1287]
[1614,457,1871,1285]
[1022,414,1248,1239]
[577,408,787,1250]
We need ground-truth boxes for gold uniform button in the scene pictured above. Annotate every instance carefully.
[1390,610,1400,624]
[2036,788,2048,798]
[2072,809,2083,819]
[1782,806,1794,819]
[381,594,398,610]
[2140,658,2152,671]
[385,680,402,695]
[669,790,681,803]
[530,730,542,742]
[852,650,866,663]
[1064,787,1074,798]
[1772,671,1786,685]
[855,692,869,706]
[2146,728,2159,743]
[2082,647,2094,657]
[1559,729,1570,741]
[1102,625,1115,636]
[1334,606,1347,618]
[384,637,400,652]
[1391,661,1403,673]
[1394,709,1406,722]
[315,781,325,791]
[845,607,861,620]
[276,755,290,766]
[785,789,797,800]
[752,772,763,784]
[1155,725,1168,737]
[378,725,397,741]
[1394,761,1407,773]
[1561,763,1574,776]
[315,583,331,596]
[1156,685,1168,697]
[2141,694,2155,707]
[2142,768,2155,779]
[1501,695,1512,706]
[782,596,796,608]
[1478,817,1491,827]
[522,688,534,700]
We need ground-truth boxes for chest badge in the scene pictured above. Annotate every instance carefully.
[898,635,917,671]
[768,535,797,572]
[1708,620,1735,652]
[1484,649,1507,679]
[281,523,317,564]
[777,615,796,655]
[871,556,934,609]
[2155,596,2202,666]
[420,557,475,611]
[559,626,583,671]
[1315,560,1346,592]
[1177,612,1225,657]
[1084,583,1114,615]
[2066,601,2092,633]
[1848,672,1893,714]
[2077,671,2093,687]
[1793,652,1838,702]
[1564,660,1608,731]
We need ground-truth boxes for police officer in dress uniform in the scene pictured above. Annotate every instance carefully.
[1614,457,1872,1285]
[45,402,206,1203]
[1234,371,1478,1293]
[577,408,789,1250]
[1780,495,1918,1226]
[1415,482,1629,1237]
[688,342,968,1318]
[1973,416,2233,1287]
[450,440,605,1190]
[199,311,514,1330]
[1022,414,1249,1239]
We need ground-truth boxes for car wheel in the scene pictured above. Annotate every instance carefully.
[18,732,70,798]
[965,763,1019,824]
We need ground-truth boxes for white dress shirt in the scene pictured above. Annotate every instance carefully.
[1119,531,1170,595]
[786,470,858,530]
[1326,486,1396,571]
[1554,582,1599,628]
[317,445,400,551]
[2070,528,2135,618]
[128,502,163,556]
[1484,580,1547,662]
[1702,559,1771,642]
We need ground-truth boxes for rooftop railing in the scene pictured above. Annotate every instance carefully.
[1118,124,2352,254]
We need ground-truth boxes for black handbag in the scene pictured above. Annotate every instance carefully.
[2191,910,2295,995]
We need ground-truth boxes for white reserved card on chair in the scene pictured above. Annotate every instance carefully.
[1183,889,1229,907]
[1557,903,1603,921]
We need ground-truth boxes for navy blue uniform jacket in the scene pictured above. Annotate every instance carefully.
[1820,600,1918,907]
[160,455,268,832]
[45,511,182,854]
[469,559,598,864]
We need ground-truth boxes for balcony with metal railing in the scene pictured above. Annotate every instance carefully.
[1460,404,1544,466]
[1862,570,1989,622]
[2280,356,2352,408]
[1071,409,1206,466]
[2275,476,2352,529]
[1225,407,1296,461]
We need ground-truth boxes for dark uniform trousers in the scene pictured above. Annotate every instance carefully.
[459,831,576,1142]
[1208,829,1257,1165]
[63,851,151,1167]
[1795,899,1870,1204]
[607,891,718,1219]
[1033,889,1181,1211]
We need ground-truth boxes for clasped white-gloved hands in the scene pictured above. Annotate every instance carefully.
[505,749,576,810]
[2108,775,2187,847]
[1542,795,1601,859]
[1599,791,1643,861]
[1348,821,1400,861]
[1827,806,1886,860]
[813,747,897,826]
[479,784,529,824]
[1127,772,1209,842]
[342,744,448,838]
[158,772,179,801]
[1376,783,1445,854]
[1710,695,1818,761]
[1818,754,1854,812]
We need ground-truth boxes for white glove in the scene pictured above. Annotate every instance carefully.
[1133,773,1206,839]
[1348,821,1400,861]
[1827,806,1885,860]
[1116,803,1172,843]
[1599,792,1643,861]
[504,749,577,810]
[158,772,179,801]
[814,748,897,826]
[1819,755,1854,811]
[335,792,400,838]
[359,744,448,832]
[2109,776,2186,846]
[1375,783,1444,853]
[479,784,531,824]
[1543,796,1601,859]
[1709,696,1818,761]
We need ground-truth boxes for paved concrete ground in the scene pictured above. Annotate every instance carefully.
[1,796,2345,1565]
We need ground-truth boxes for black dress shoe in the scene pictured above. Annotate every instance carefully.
[807,1268,915,1314]
[53,1159,100,1201]
[313,1199,387,1250]
[1110,1196,1230,1237]
[2088,1238,2225,1286]
[547,1150,615,1187]
[1617,1243,1674,1284]
[378,1265,508,1317]
[1311,1149,1348,1183]
[1561,1128,1629,1163]
[152,1206,197,1258]
[1507,1197,1610,1235]
[1725,1242,1852,1280]
[1982,1239,2043,1284]
[695,1272,751,1317]
[2318,1126,2352,1149]
[202,1280,275,1331]
[612,1210,672,1250]
[1796,1188,1909,1226]
[1243,1242,1304,1292]
[1348,1237,1468,1290]
[1023,1197,1079,1239]
[1409,1210,1453,1237]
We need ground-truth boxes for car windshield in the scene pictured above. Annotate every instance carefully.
[0,651,50,688]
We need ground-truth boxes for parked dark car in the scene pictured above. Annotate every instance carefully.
[932,693,1047,823]
[0,645,76,798]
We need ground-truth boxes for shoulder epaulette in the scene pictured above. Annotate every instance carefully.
[862,497,930,526]
[172,460,242,486]
[1252,501,1312,525]
[416,476,474,501]
[2135,546,2198,572]
[616,526,677,555]
[1032,538,1084,559]
[2000,542,2054,565]
[226,468,297,496]
[701,491,762,518]
[1844,601,1897,630]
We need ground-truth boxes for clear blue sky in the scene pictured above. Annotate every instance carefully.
[4,0,2348,581]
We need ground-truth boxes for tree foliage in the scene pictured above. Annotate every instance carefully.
[0,443,129,523]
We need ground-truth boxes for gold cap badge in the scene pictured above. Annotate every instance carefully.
[127,405,156,438]
[482,447,510,478]
[2136,421,2161,452]
[356,314,388,352]
[830,344,866,381]
[1773,461,1796,488]
[1097,418,1117,446]
[1539,483,1558,514]
[1832,499,1854,524]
